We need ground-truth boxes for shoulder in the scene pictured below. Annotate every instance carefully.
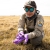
[36,14,44,26]
[37,14,44,20]
[21,13,26,18]
[37,14,44,22]
[20,13,26,20]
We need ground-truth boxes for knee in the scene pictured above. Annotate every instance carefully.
[30,35,43,46]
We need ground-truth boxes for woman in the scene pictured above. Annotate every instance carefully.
[13,0,44,50]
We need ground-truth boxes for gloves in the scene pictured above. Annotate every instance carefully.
[13,31,29,44]
[13,31,24,44]
[23,34,28,44]
[13,36,25,44]
[17,31,24,37]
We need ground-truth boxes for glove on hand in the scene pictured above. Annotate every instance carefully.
[13,31,24,44]
[23,34,28,44]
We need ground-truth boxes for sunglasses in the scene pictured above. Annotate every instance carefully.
[24,7,34,12]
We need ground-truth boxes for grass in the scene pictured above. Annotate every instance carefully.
[0,16,50,50]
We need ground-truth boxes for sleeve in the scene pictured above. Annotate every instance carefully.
[27,15,44,39]
[18,14,25,32]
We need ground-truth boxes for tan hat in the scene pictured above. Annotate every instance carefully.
[24,1,37,8]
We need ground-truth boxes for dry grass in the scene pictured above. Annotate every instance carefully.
[0,16,50,50]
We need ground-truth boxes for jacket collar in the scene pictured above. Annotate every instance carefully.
[25,13,37,21]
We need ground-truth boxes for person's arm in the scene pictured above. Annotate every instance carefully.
[26,15,44,39]
[13,14,26,44]
[18,14,26,32]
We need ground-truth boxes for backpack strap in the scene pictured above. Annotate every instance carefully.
[34,16,37,26]
[25,18,27,24]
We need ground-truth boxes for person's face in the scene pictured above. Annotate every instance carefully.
[24,6,36,17]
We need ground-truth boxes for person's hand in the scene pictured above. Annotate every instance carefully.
[16,31,24,38]
[13,32,29,44]
[13,31,24,44]
[13,36,25,44]
[23,34,29,44]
